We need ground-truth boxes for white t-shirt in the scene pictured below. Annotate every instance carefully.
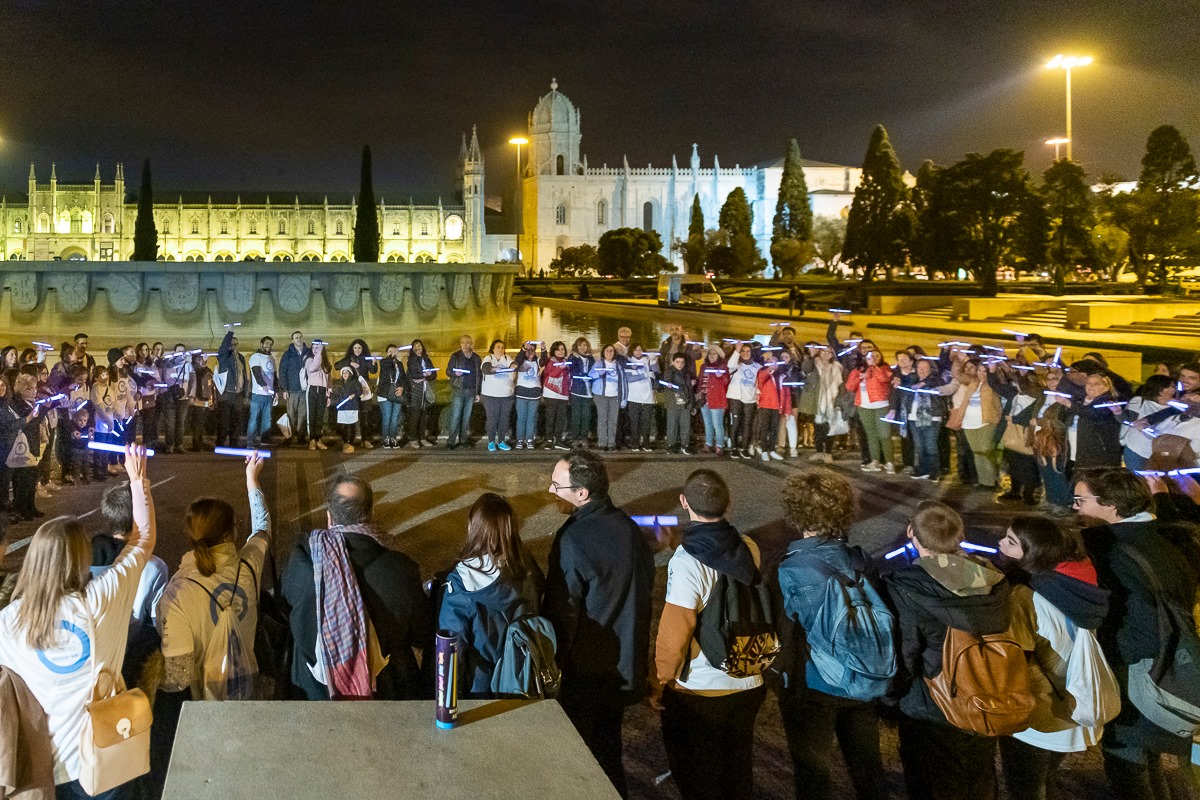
[624,356,656,404]
[248,352,276,396]
[726,352,761,404]
[1122,397,1165,457]
[0,479,153,784]
[90,553,167,626]
[859,378,889,411]
[665,536,764,694]
[481,355,516,398]
[962,387,985,430]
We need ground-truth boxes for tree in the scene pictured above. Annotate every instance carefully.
[811,217,846,273]
[842,125,908,283]
[1133,125,1200,289]
[711,187,762,278]
[682,194,707,274]
[597,228,669,278]
[1041,159,1097,291]
[770,139,814,278]
[353,145,380,263]
[132,159,158,261]
[549,244,599,277]
[1013,185,1050,286]
[1093,223,1130,282]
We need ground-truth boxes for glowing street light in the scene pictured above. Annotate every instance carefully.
[1045,55,1092,161]
[1045,137,1070,161]
[509,137,528,268]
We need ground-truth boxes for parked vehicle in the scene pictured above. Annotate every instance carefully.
[658,274,722,310]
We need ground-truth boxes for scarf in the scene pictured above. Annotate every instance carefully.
[814,359,842,423]
[681,520,758,586]
[310,525,373,700]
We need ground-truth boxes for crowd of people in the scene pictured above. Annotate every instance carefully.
[0,439,1198,800]
[0,315,1196,531]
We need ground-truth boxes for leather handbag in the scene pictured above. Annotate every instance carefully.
[1001,420,1034,455]
[1147,433,1197,472]
[78,669,152,796]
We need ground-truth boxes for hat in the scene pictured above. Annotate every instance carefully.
[107,347,124,366]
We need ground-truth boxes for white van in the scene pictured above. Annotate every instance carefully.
[657,274,722,310]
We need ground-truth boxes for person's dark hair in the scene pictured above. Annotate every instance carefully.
[780,326,796,335]
[260,336,273,346]
[185,498,236,577]
[19,363,39,379]
[682,469,730,518]
[781,468,855,540]
[74,333,88,343]
[1137,374,1175,401]
[1068,360,1101,376]
[328,475,374,525]
[563,447,608,500]
[549,340,567,358]
[459,492,536,584]
[1074,467,1152,519]
[1008,515,1086,574]
[910,500,964,554]
[489,339,505,355]
[100,480,134,537]
[1082,352,1109,369]
[1180,362,1200,378]
[292,330,302,338]
[1025,333,1044,346]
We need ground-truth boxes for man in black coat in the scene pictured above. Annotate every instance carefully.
[544,448,655,799]
[281,475,431,701]
[1075,468,1200,799]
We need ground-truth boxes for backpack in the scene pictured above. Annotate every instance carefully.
[926,627,1036,736]
[692,572,781,680]
[1061,619,1121,728]
[489,614,561,699]
[1115,543,1200,738]
[792,553,897,701]
[188,560,256,701]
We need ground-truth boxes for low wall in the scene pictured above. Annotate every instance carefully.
[951,297,1064,321]
[1065,301,1200,330]
[868,295,953,315]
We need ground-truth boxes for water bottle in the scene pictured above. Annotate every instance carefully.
[435,630,459,729]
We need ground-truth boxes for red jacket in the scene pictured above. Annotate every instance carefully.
[699,362,730,410]
[845,363,893,406]
[756,366,780,411]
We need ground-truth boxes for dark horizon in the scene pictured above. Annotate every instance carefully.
[2,1,1198,202]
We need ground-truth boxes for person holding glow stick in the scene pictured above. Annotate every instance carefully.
[481,339,516,452]
[331,366,361,454]
[446,335,482,450]
[697,345,730,456]
[589,344,627,452]
[303,340,333,450]
[404,339,437,448]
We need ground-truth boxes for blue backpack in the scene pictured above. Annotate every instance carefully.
[789,553,897,701]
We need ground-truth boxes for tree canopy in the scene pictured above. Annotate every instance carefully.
[683,194,707,274]
[353,145,380,263]
[842,125,908,282]
[597,228,669,278]
[550,244,599,277]
[132,159,158,261]
[770,139,814,278]
[709,187,761,278]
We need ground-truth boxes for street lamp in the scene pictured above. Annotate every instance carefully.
[508,136,528,270]
[1045,54,1092,161]
[1045,137,1070,161]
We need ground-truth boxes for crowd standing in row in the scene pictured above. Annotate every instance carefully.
[1,441,1197,800]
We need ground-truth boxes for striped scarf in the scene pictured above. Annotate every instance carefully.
[310,526,373,700]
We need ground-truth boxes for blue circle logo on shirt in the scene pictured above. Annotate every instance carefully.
[207,582,251,624]
[36,620,91,675]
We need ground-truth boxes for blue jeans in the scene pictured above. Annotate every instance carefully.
[447,391,475,446]
[700,405,725,448]
[1122,447,1147,472]
[1040,460,1072,508]
[379,398,403,439]
[912,423,940,478]
[247,394,272,446]
[516,397,540,442]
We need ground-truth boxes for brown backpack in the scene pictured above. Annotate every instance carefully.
[925,627,1036,736]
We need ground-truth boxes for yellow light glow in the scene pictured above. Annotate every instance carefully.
[508,137,529,146]
[1046,54,1093,70]
[1045,137,1071,145]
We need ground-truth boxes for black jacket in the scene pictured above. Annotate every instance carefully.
[281,530,432,701]
[376,356,406,401]
[543,497,655,701]
[1084,518,1200,755]
[885,554,1012,725]
[1073,395,1123,468]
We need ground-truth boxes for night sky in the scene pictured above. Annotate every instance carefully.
[2,1,1198,203]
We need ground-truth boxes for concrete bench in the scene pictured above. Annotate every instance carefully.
[163,700,621,800]
[1065,301,1200,330]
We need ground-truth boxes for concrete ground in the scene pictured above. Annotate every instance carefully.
[3,444,1181,799]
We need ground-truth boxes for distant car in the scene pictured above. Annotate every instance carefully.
[658,274,722,310]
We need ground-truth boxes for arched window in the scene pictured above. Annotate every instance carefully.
[161,219,170,235]
[596,200,607,226]
[643,201,653,231]
[329,253,348,262]
[299,253,320,262]
[386,253,406,262]
[164,254,176,262]
[556,155,565,175]
[555,204,567,225]
[190,217,200,235]
[335,220,344,235]
[213,253,234,262]
[102,213,114,234]
[184,253,205,262]
[9,252,24,260]
[272,253,292,262]
[248,218,258,235]
[415,253,434,263]
[81,211,93,234]
[307,219,316,235]
[38,214,49,233]
[278,218,287,235]
[12,219,21,233]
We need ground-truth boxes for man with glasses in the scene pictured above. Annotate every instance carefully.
[1075,467,1200,798]
[544,448,655,798]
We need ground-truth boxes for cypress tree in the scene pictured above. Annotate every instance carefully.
[717,187,761,278]
[842,125,907,283]
[132,159,158,261]
[770,139,815,278]
[353,145,380,263]
[683,194,707,274]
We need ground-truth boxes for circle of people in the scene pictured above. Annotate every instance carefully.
[0,440,1197,800]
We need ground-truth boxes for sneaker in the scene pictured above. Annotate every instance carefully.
[488,442,497,452]
[715,448,724,456]
[316,439,328,450]
[527,440,535,450]
[789,448,799,458]
[342,443,355,454]
[515,440,524,450]
[884,463,896,475]
[412,440,422,448]
[497,441,511,452]
[309,439,318,451]
[911,473,930,480]
[761,452,770,462]
[730,450,742,460]
[362,440,374,449]
[553,442,569,451]
[769,451,783,461]
[861,462,882,473]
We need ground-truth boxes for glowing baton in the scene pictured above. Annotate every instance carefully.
[829,308,852,314]
[213,447,273,459]
[886,543,917,560]
[722,338,741,343]
[881,416,905,425]
[1002,329,1028,338]
[658,380,681,390]
[810,344,829,350]
[33,341,53,350]
[397,345,413,351]
[1136,470,1166,477]
[1168,400,1190,411]
[1168,467,1200,475]
[631,515,679,526]
[982,345,1005,352]
[88,441,155,456]
[1051,347,1062,365]
[493,368,516,374]
[918,356,940,361]
[1044,390,1072,398]
[1010,365,1036,372]
[312,339,328,345]
[74,399,88,411]
[364,356,383,361]
[961,541,999,555]
[685,340,706,346]
[761,346,782,352]
[224,322,242,328]
[153,383,169,388]
[703,369,726,375]
[780,381,805,387]
[452,368,472,375]
[1093,401,1127,409]
[336,395,354,409]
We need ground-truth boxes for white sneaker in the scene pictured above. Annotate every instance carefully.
[769,451,783,461]
[884,463,896,475]
[36,486,52,499]
[821,453,833,464]
[861,461,882,473]
[789,448,799,458]
[761,452,770,462]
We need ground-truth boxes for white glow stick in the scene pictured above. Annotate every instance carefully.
[1052,347,1062,365]
[1136,470,1167,477]
[1002,329,1028,338]
[312,339,328,345]
[88,441,154,456]
[829,308,852,314]
[452,368,471,375]
[982,345,1005,352]
[685,340,706,345]
[494,368,516,374]
[781,381,805,386]
[722,338,741,343]
[336,395,353,409]
[202,352,218,358]
[961,541,998,555]
[1011,365,1035,371]
[1044,390,1072,398]
[74,399,88,411]
[885,544,916,560]
[918,355,940,361]
[1168,400,1190,411]
[364,356,382,361]
[224,322,242,328]
[762,346,782,352]
[658,380,680,390]
[213,447,272,459]
[397,345,413,351]
[703,369,725,375]
[1168,467,1200,475]
[423,367,439,373]
[33,341,52,349]
[154,383,169,388]
[1093,401,1127,408]
[882,416,905,425]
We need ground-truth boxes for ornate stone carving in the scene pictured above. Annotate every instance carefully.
[222,273,255,314]
[330,274,361,312]
[375,273,406,313]
[164,273,200,314]
[473,272,493,307]
[9,273,39,312]
[445,272,469,309]
[105,273,143,314]
[54,273,90,313]
[412,274,440,312]
[278,274,311,315]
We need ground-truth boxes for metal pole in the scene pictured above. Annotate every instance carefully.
[515,143,522,269]
[1065,67,1073,161]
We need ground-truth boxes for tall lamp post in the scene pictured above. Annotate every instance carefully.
[1045,55,1092,161]
[508,136,528,272]
[1045,137,1070,162]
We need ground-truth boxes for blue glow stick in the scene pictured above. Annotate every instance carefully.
[364,356,383,361]
[312,339,328,345]
[213,447,272,459]
[452,368,471,375]
[685,340,706,346]
[423,367,439,373]
[1044,390,1072,398]
[762,346,782,352]
[153,383,169,388]
[33,340,52,349]
[882,416,905,425]
[703,369,725,375]
[781,380,805,386]
[837,346,858,357]
[829,308,852,314]
[658,380,680,390]
[74,399,88,411]
[1051,347,1062,365]
[336,395,353,409]
[982,345,1005,352]
[1168,467,1200,475]
[1167,400,1190,411]
[722,338,741,343]
[1094,401,1127,409]
[494,368,516,374]
[1136,470,1167,477]
[961,541,998,555]
[88,441,154,456]
[885,543,917,560]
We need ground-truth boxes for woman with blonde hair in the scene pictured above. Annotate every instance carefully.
[0,447,154,798]
[437,492,544,697]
